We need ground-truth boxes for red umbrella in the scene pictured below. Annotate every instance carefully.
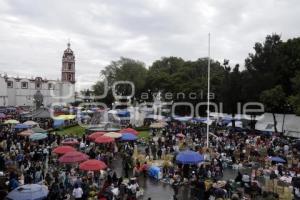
[95,136,115,144]
[88,132,105,141]
[58,151,89,164]
[79,159,107,171]
[120,128,139,135]
[53,146,76,155]
[62,138,79,146]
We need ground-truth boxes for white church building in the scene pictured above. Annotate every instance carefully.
[0,43,76,107]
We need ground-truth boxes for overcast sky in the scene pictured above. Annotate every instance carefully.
[0,0,300,90]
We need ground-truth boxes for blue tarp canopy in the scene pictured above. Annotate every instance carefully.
[117,110,130,117]
[221,118,232,125]
[176,150,204,165]
[191,117,207,123]
[173,116,193,122]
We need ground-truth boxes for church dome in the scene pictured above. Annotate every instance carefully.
[63,42,75,58]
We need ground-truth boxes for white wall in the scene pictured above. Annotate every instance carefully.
[0,76,8,106]
[0,77,75,107]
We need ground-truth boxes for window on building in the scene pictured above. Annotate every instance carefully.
[21,82,28,89]
[68,63,72,71]
[7,81,13,88]
[48,83,53,90]
[36,83,41,89]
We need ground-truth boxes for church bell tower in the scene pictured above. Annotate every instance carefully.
[61,42,75,83]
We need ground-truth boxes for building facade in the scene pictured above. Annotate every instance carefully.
[0,43,76,107]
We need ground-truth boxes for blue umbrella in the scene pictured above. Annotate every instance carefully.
[29,133,48,141]
[6,184,48,200]
[269,156,286,163]
[53,119,64,128]
[15,124,29,129]
[121,133,137,141]
[176,150,204,165]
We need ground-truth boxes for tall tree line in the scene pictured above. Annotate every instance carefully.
[93,34,300,128]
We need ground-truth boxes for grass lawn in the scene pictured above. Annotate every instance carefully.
[54,125,86,137]
[138,130,151,141]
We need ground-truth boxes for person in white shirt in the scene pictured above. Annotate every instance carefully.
[72,184,83,200]
[80,141,85,151]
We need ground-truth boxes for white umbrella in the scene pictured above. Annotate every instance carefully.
[23,121,39,126]
[104,132,122,139]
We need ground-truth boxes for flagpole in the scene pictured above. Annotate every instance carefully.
[206,33,211,148]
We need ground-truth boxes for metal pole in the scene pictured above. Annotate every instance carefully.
[207,33,211,148]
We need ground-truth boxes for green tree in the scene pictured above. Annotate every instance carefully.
[93,57,147,105]
[245,34,283,100]
[260,85,286,133]
[220,62,243,128]
[288,71,300,115]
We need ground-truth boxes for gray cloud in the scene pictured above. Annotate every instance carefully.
[0,0,300,90]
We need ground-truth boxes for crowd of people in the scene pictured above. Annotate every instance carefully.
[0,110,299,200]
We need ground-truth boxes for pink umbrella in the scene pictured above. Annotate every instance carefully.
[79,159,107,171]
[61,138,79,146]
[53,146,76,155]
[58,151,89,164]
[88,132,105,141]
[95,136,115,144]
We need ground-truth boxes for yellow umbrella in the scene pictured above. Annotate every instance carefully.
[104,132,122,139]
[4,119,20,124]
[54,115,76,120]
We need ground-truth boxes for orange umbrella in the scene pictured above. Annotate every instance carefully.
[95,136,115,144]
[88,132,105,141]
[18,130,34,137]
[79,159,107,171]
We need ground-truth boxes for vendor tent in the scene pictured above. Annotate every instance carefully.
[255,113,300,137]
